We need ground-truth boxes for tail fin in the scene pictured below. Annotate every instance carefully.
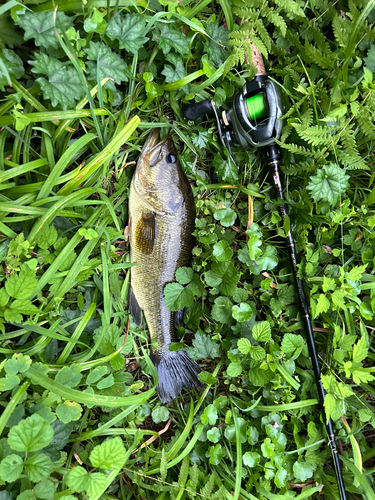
[153,350,202,403]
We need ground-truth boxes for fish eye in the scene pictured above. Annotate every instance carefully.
[167,153,176,164]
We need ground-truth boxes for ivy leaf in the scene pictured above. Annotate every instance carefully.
[8,414,54,452]
[29,53,85,109]
[209,443,223,465]
[38,226,58,250]
[56,402,82,424]
[43,420,75,460]
[237,338,251,354]
[0,49,24,91]
[243,451,261,467]
[4,300,40,323]
[4,353,32,375]
[204,261,239,295]
[213,241,233,262]
[207,427,221,443]
[153,24,189,56]
[353,335,368,364]
[0,454,23,483]
[34,479,55,499]
[16,11,73,49]
[307,163,350,206]
[191,130,211,149]
[90,437,127,470]
[185,332,221,361]
[213,207,237,227]
[227,362,242,377]
[161,52,187,83]
[346,265,367,281]
[247,233,262,261]
[85,41,131,91]
[252,322,271,342]
[293,460,315,481]
[106,13,148,54]
[211,296,233,324]
[55,364,82,389]
[24,453,53,482]
[66,466,107,497]
[204,20,230,66]
[0,374,20,391]
[151,406,170,424]
[256,245,278,270]
[5,266,37,299]
[249,345,266,360]
[281,333,304,359]
[201,404,218,425]
[175,267,194,285]
[225,418,247,443]
[314,294,330,317]
[164,282,194,311]
[212,151,238,184]
[232,302,254,322]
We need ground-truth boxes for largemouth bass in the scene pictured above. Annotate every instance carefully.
[128,129,201,403]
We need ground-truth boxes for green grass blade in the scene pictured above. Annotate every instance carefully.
[27,188,96,244]
[0,158,48,183]
[0,381,30,435]
[58,115,140,195]
[26,366,155,407]
[37,133,96,200]
[56,294,97,364]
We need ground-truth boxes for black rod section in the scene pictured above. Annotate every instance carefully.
[263,143,347,500]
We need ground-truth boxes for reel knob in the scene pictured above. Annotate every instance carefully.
[184,99,213,121]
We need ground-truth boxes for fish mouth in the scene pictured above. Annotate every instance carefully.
[139,129,171,166]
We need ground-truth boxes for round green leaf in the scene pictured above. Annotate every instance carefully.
[207,427,221,443]
[243,451,261,467]
[232,302,254,322]
[90,436,127,470]
[8,414,54,452]
[252,321,271,342]
[56,402,82,424]
[0,454,23,483]
[24,453,53,482]
[237,338,251,354]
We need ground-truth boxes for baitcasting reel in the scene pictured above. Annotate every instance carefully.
[184,75,284,160]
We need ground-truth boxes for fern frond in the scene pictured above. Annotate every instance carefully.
[276,140,328,159]
[283,161,317,176]
[280,124,292,142]
[187,464,199,499]
[293,124,334,147]
[253,19,272,51]
[304,40,337,69]
[357,109,375,140]
[200,472,216,498]
[301,108,313,128]
[274,0,306,18]
[178,456,189,488]
[266,8,287,36]
[332,16,350,48]
[213,485,229,500]
[232,6,259,20]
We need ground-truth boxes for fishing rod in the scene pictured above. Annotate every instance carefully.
[184,47,347,500]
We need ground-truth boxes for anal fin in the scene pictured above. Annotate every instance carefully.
[129,286,142,326]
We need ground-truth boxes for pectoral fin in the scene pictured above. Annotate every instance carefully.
[174,307,187,328]
[135,212,156,254]
[129,286,142,326]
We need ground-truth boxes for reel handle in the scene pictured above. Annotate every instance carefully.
[184,99,213,121]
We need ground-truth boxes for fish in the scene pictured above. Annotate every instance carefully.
[128,129,201,403]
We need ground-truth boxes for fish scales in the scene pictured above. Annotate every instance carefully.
[128,129,201,402]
